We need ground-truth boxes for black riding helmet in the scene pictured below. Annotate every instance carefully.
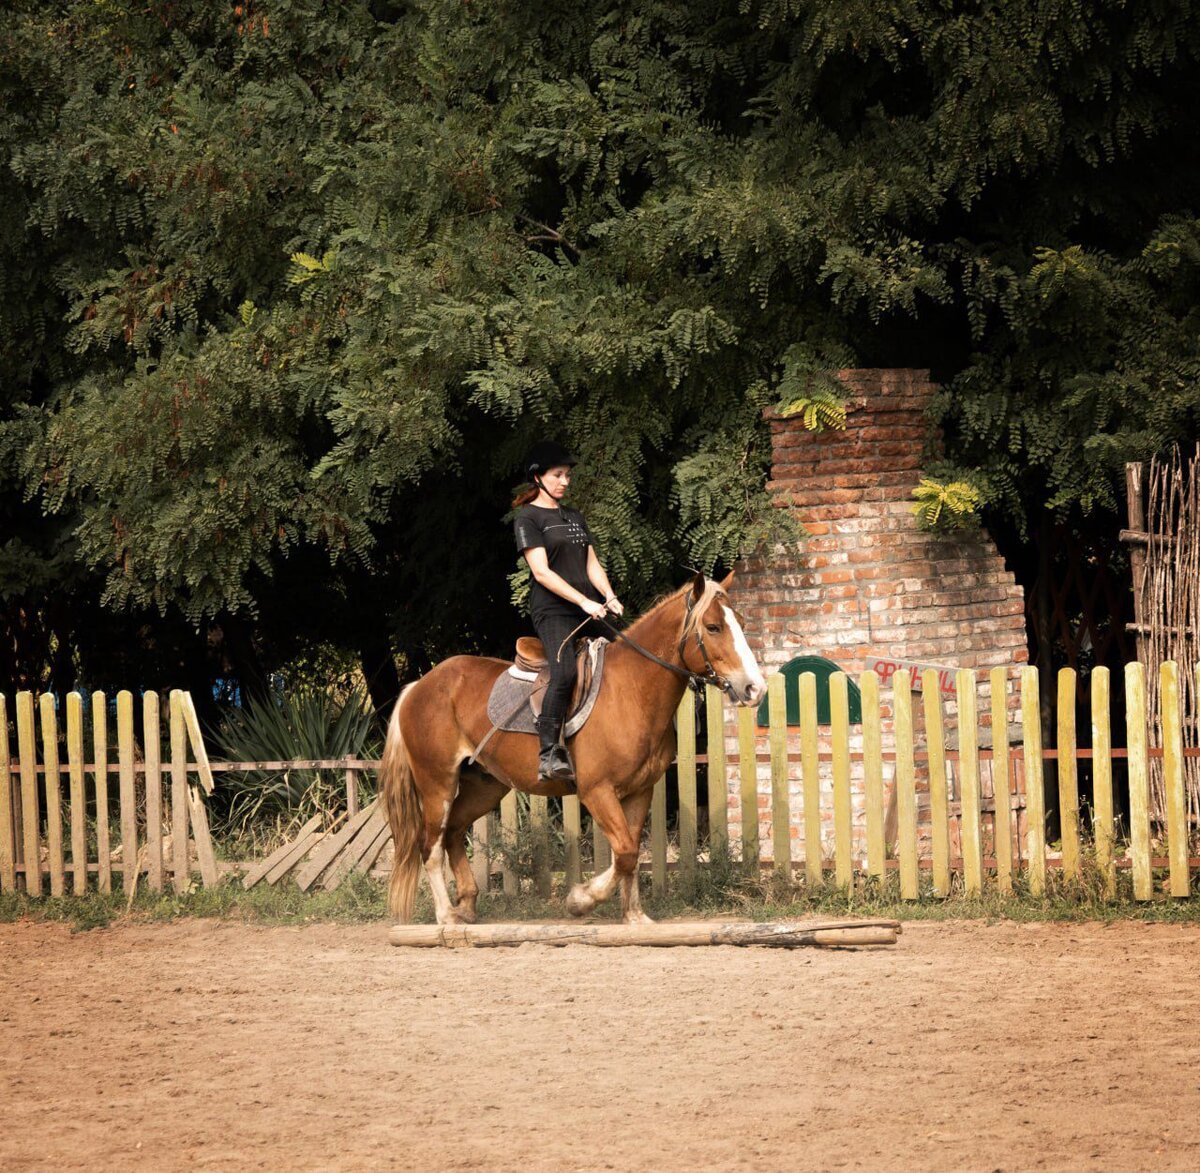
[525,440,577,478]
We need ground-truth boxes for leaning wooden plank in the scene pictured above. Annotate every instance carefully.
[17,692,41,896]
[1021,666,1047,897]
[116,690,138,895]
[0,694,15,892]
[923,671,950,897]
[1160,661,1189,898]
[169,692,190,893]
[143,692,164,892]
[355,819,392,875]
[323,807,388,891]
[266,826,327,886]
[66,692,88,895]
[388,919,902,949]
[92,691,112,894]
[292,800,379,892]
[186,786,220,888]
[1125,662,1152,901]
[180,691,215,796]
[242,814,322,889]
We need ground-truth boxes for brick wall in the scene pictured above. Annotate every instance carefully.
[727,369,1029,864]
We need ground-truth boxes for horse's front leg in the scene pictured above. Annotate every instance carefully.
[567,784,646,923]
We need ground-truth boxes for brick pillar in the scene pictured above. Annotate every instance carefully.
[728,369,1029,864]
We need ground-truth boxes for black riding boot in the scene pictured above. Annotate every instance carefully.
[535,716,575,785]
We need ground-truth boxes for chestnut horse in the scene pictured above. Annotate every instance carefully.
[381,572,766,925]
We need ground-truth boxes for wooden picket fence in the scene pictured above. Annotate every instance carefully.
[4,661,1199,902]
[481,661,1200,902]
[0,690,219,895]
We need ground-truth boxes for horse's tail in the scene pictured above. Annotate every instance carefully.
[382,684,422,922]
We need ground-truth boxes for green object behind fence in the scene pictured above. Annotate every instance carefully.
[756,656,862,727]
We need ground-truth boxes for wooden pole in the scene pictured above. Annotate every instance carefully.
[562,797,581,889]
[143,692,164,892]
[893,671,918,900]
[1126,462,1148,657]
[923,671,950,897]
[990,667,1014,896]
[1021,666,1047,897]
[1056,668,1081,882]
[169,691,190,893]
[388,918,902,950]
[501,790,518,895]
[677,693,697,882]
[17,692,40,895]
[66,693,88,895]
[705,685,728,857]
[737,705,759,873]
[1125,662,1152,900]
[957,669,983,896]
[0,694,14,892]
[92,691,111,894]
[768,674,791,879]
[529,794,551,899]
[39,695,65,897]
[830,673,852,891]
[116,690,138,895]
[1090,667,1115,898]
[345,768,359,818]
[1160,661,1189,897]
[799,671,822,887]
[861,670,885,879]
[651,774,667,897]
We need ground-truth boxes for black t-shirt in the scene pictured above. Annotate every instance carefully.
[514,503,603,618]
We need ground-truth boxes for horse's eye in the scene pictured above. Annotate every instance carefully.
[705,623,722,634]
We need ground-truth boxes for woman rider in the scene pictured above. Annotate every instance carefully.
[513,440,623,784]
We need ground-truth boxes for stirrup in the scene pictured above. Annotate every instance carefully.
[538,743,575,785]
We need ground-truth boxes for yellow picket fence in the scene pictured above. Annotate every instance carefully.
[489,661,1200,902]
[0,690,219,895]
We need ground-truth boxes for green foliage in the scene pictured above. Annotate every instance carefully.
[214,685,378,831]
[910,477,985,532]
[2,0,1200,687]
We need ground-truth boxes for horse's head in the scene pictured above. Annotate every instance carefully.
[679,571,766,706]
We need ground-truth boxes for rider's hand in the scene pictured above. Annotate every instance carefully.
[583,598,609,619]
[605,597,624,617]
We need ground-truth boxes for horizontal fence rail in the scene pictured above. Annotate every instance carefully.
[4,660,1200,901]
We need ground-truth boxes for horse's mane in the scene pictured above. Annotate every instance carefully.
[626,578,726,643]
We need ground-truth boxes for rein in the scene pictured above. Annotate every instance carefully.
[556,590,738,700]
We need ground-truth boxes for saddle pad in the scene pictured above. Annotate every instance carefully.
[486,639,607,738]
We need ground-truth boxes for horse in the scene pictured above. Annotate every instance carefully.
[381,572,766,925]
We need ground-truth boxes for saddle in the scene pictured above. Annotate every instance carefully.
[472,637,608,763]
[511,637,598,720]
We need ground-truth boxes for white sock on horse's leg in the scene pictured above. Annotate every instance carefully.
[423,800,459,924]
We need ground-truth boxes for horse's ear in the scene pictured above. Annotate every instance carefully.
[691,571,706,600]
[719,571,735,590]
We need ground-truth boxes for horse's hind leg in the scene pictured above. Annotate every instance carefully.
[444,768,508,923]
[616,788,654,924]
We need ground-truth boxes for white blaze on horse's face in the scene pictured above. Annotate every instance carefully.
[722,605,766,706]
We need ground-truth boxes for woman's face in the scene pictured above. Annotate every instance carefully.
[540,465,571,499]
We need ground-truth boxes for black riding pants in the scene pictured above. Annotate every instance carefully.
[532,610,613,725]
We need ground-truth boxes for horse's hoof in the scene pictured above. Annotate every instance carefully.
[566,885,596,917]
[624,911,655,925]
[452,902,477,924]
[440,909,466,926]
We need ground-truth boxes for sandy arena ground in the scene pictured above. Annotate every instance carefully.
[2,917,1200,1170]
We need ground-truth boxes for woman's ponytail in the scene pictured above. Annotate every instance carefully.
[512,484,539,508]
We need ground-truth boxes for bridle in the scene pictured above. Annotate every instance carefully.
[582,592,741,702]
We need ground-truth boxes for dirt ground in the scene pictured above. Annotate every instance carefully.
[3,918,1200,1171]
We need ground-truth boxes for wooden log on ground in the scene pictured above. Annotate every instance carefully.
[388,918,902,950]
